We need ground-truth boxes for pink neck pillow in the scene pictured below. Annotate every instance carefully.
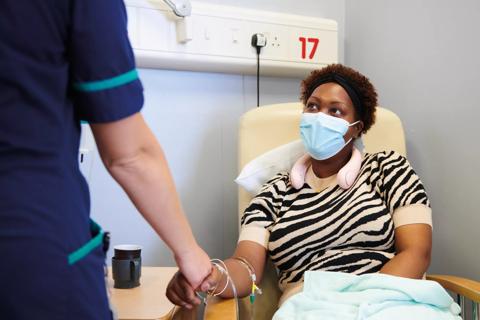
[290,146,363,190]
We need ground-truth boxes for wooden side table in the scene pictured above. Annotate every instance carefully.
[108,267,177,320]
[108,266,238,320]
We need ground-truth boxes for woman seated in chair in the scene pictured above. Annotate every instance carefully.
[166,64,433,314]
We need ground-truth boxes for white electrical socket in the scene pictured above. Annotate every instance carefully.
[268,34,281,48]
[258,30,287,59]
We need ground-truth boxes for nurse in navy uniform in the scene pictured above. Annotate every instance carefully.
[0,0,211,318]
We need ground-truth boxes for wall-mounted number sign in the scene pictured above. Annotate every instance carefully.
[299,37,320,60]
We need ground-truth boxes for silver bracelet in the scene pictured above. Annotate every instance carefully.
[210,259,230,296]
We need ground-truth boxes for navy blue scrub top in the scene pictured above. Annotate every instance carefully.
[0,0,143,267]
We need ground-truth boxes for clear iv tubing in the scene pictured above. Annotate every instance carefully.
[210,259,239,319]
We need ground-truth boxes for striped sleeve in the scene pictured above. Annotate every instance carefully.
[70,0,143,123]
[239,172,288,248]
[377,151,431,227]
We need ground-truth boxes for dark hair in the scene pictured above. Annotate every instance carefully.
[300,64,378,133]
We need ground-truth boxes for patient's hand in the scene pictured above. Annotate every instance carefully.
[166,267,221,309]
[166,271,202,309]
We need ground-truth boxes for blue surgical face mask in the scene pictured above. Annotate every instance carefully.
[300,112,359,160]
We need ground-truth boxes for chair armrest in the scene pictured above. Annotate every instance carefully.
[161,298,237,320]
[204,297,238,320]
[427,274,480,302]
[202,260,281,320]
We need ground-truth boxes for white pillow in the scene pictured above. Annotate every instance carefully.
[235,140,305,195]
[235,138,365,195]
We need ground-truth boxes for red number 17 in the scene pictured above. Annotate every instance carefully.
[299,37,320,59]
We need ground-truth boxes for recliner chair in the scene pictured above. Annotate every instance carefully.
[203,102,480,320]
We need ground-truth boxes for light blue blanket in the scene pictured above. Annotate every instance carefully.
[273,271,461,320]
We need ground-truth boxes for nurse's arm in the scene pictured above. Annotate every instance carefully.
[379,223,432,279]
[90,112,211,288]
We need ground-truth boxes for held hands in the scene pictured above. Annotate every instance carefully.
[173,244,212,289]
[166,263,222,309]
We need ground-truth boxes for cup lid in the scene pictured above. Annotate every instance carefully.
[114,244,142,251]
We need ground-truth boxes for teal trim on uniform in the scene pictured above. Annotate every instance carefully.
[74,69,138,92]
[68,219,104,265]
[80,120,88,124]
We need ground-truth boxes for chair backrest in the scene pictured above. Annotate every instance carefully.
[238,102,406,214]
[236,102,406,319]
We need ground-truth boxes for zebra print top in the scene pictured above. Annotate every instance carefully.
[240,151,430,290]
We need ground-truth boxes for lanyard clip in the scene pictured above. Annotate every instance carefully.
[102,231,110,253]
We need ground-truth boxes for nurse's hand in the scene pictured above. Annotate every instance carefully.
[174,244,212,290]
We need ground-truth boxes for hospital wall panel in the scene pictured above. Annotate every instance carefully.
[346,0,480,281]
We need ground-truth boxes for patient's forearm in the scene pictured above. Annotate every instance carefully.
[210,241,266,299]
[211,258,256,298]
[379,250,430,279]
